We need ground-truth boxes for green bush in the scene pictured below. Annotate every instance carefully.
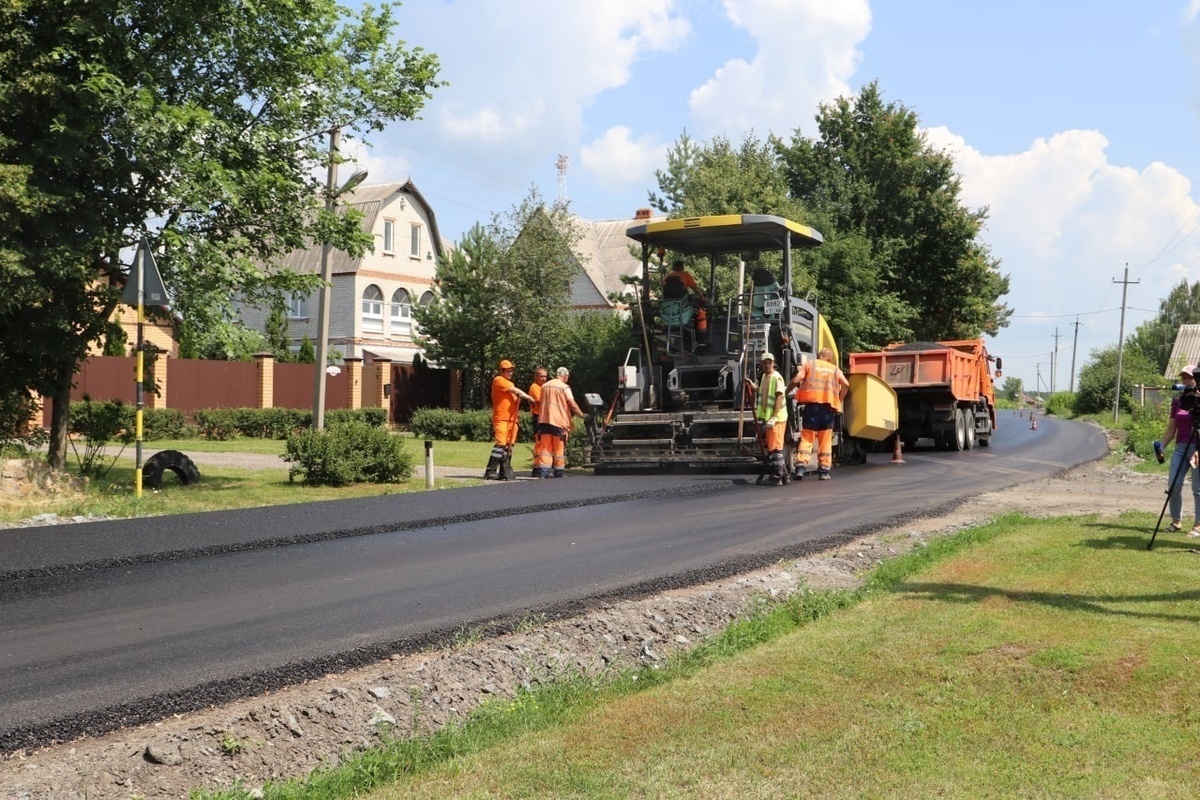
[194,408,241,440]
[1043,392,1075,417]
[1128,399,1169,460]
[283,420,413,486]
[69,398,135,477]
[141,407,189,440]
[410,407,465,440]
[326,407,388,428]
[0,389,46,455]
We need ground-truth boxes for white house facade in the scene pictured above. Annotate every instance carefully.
[238,180,446,366]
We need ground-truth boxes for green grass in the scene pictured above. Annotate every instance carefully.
[193,510,1200,799]
[0,436,498,523]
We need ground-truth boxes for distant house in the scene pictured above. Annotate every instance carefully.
[92,272,180,358]
[236,179,446,366]
[1165,323,1200,378]
[568,208,664,311]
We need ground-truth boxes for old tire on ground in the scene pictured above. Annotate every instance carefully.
[143,449,201,490]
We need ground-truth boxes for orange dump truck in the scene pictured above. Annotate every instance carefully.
[847,340,1001,451]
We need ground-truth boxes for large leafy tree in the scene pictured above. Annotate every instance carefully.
[1125,279,1200,375]
[1074,345,1162,415]
[0,0,441,467]
[774,81,1011,344]
[415,190,582,407]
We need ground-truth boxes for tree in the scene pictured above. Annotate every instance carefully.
[1074,345,1161,415]
[296,336,317,365]
[774,81,1011,343]
[414,190,581,407]
[1125,279,1200,375]
[265,302,292,363]
[0,0,442,467]
[1000,376,1024,402]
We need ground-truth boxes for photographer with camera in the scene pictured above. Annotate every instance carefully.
[1160,364,1200,536]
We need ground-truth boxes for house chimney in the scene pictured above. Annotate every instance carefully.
[634,208,652,221]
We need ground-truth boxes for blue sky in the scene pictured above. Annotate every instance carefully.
[349,0,1200,394]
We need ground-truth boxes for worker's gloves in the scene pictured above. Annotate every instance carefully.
[764,419,776,429]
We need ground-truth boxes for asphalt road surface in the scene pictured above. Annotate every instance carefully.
[0,411,1105,751]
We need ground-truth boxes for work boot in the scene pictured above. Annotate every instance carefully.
[817,469,831,481]
[483,454,502,480]
[793,464,806,481]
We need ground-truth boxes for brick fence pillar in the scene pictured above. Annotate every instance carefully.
[371,358,392,415]
[254,352,275,409]
[344,357,363,410]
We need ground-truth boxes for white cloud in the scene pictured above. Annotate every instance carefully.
[1184,0,1200,24]
[411,1,689,160]
[580,126,670,190]
[687,0,871,139]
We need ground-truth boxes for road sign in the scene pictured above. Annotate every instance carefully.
[121,237,169,307]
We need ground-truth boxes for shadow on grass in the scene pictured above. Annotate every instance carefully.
[1074,518,1200,553]
[890,579,1200,622]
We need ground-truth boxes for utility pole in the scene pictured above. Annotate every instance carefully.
[1069,316,1082,393]
[1051,328,1061,394]
[1112,265,1139,422]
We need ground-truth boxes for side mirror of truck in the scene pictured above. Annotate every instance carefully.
[994,357,1003,377]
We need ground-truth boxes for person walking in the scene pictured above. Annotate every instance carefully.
[1161,364,1200,535]
[486,359,535,480]
[528,366,549,477]
[745,352,789,485]
[535,367,585,479]
[788,346,850,481]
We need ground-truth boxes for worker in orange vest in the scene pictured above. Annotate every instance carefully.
[662,260,709,337]
[535,367,585,478]
[486,359,536,480]
[527,366,548,477]
[788,347,849,481]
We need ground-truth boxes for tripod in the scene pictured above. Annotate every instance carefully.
[1149,423,1200,550]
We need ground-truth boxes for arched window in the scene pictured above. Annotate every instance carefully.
[362,284,384,333]
[390,288,411,337]
[413,291,435,334]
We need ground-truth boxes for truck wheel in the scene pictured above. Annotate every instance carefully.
[952,411,967,451]
[978,415,993,447]
[143,449,201,490]
[962,410,975,450]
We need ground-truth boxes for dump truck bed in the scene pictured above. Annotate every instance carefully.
[848,341,990,403]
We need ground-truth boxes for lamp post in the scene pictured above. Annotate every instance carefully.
[312,127,368,430]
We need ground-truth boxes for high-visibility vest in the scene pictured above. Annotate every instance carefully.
[538,379,577,431]
[755,371,788,424]
[793,359,844,411]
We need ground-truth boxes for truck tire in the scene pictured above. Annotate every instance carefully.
[962,409,975,450]
[143,449,201,490]
[951,411,967,451]
[978,414,993,447]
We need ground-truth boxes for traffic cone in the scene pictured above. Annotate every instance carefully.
[890,435,905,464]
[1030,412,1038,431]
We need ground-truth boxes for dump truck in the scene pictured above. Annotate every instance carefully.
[847,340,1001,451]
[584,213,899,472]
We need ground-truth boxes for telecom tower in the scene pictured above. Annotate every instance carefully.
[555,153,569,208]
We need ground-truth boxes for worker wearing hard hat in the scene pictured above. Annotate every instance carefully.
[788,347,849,480]
[745,352,789,485]
[486,359,536,480]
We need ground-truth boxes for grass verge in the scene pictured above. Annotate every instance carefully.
[0,437,497,524]
[193,508,1200,799]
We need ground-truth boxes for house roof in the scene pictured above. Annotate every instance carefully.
[277,179,445,276]
[572,213,665,307]
[1166,323,1200,377]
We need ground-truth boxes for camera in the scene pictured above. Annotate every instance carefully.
[1181,385,1200,413]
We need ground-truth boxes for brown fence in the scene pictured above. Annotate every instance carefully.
[169,360,258,414]
[39,354,458,426]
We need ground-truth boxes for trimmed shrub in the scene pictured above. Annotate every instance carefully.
[141,407,189,441]
[194,408,241,441]
[410,407,470,440]
[283,420,413,486]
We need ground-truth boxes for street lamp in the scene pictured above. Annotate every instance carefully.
[312,127,368,430]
